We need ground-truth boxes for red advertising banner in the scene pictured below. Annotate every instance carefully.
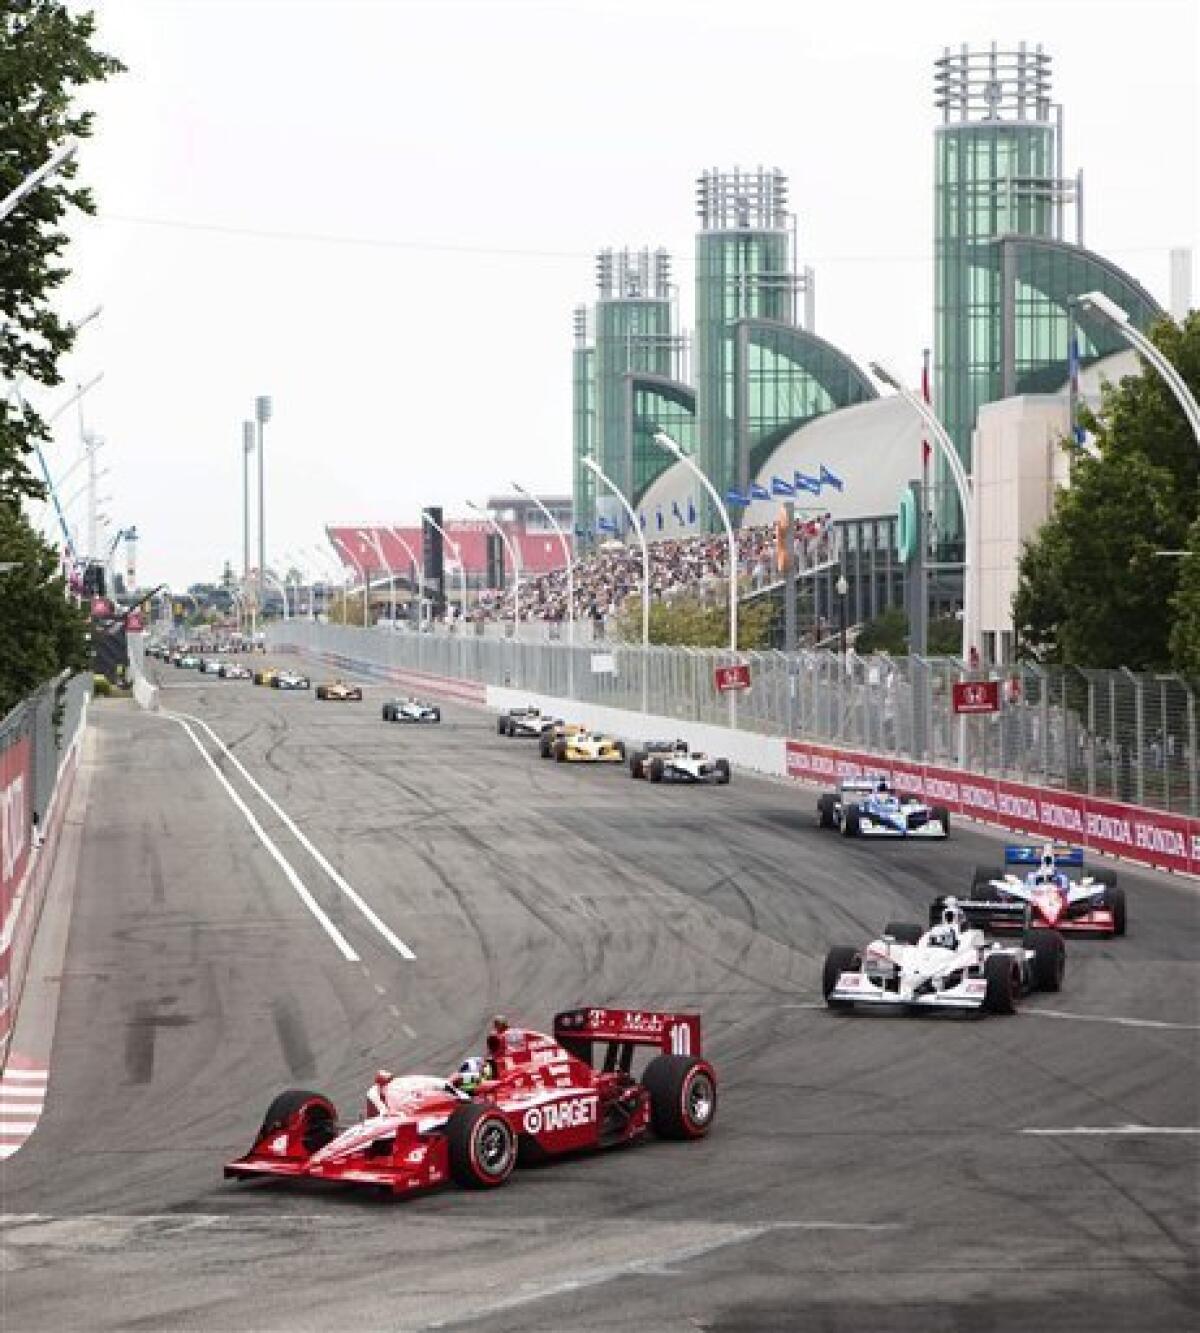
[714,663,752,694]
[952,680,1001,714]
[785,738,1200,876]
[125,611,144,633]
[0,735,33,927]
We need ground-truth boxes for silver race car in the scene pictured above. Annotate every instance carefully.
[382,697,441,723]
[496,706,562,738]
[822,899,1064,1015]
[817,777,949,839]
[629,739,730,785]
[274,671,311,691]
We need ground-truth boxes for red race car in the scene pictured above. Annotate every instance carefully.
[224,1008,716,1196]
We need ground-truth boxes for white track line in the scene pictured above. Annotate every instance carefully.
[1022,1126,1200,1136]
[1027,1009,1200,1032]
[168,715,358,962]
[176,712,416,961]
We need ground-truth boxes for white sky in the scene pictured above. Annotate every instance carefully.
[37,0,1200,589]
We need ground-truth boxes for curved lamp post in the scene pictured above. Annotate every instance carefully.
[421,510,467,621]
[386,527,425,629]
[466,501,522,632]
[357,527,396,626]
[869,362,974,665]
[511,482,573,694]
[331,534,369,626]
[1077,291,1200,448]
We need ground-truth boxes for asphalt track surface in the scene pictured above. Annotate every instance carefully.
[1,654,1197,1331]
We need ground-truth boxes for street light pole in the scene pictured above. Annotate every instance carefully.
[332,534,368,626]
[511,484,573,696]
[583,455,650,713]
[653,431,737,652]
[255,395,271,617]
[1078,291,1200,449]
[466,501,522,633]
[388,527,425,629]
[421,511,468,622]
[869,362,975,665]
[358,528,396,627]
[0,139,77,223]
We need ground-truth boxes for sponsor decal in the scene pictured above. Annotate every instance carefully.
[1,771,28,884]
[960,782,997,813]
[270,1134,288,1154]
[1038,800,1085,836]
[522,1097,597,1135]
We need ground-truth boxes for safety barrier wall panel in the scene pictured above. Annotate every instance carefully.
[786,739,1200,876]
[0,735,33,933]
[277,645,487,706]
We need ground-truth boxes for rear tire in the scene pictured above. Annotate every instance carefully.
[715,758,731,785]
[971,865,997,896]
[642,1055,717,1140]
[649,757,664,783]
[497,716,509,735]
[382,706,391,721]
[539,736,553,758]
[614,740,626,760]
[933,805,951,837]
[431,708,441,722]
[841,803,861,837]
[823,946,860,1008]
[817,794,837,829]
[446,1103,517,1190]
[630,753,645,779]
[554,740,567,762]
[982,954,1020,1014]
[1024,927,1066,992]
[884,922,922,945]
[1106,885,1127,936]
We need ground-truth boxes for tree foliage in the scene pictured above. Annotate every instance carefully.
[615,595,775,650]
[1013,313,1200,672]
[1169,516,1200,677]
[853,606,962,657]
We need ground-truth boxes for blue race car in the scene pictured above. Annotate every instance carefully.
[817,777,950,840]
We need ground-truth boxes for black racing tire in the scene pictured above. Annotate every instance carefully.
[554,740,567,762]
[642,1054,717,1140]
[928,895,948,928]
[382,705,392,721]
[817,794,837,829]
[431,708,441,722]
[1024,927,1066,992]
[539,736,553,758]
[615,740,626,760]
[257,1089,339,1154]
[648,756,664,783]
[933,806,951,837]
[316,687,327,700]
[971,865,997,897]
[630,753,645,779]
[982,954,1021,1014]
[1092,867,1118,890]
[446,1103,517,1190]
[823,946,860,1008]
[841,803,861,837]
[715,758,731,785]
[884,922,922,945]
[497,716,509,736]
[1106,885,1127,936]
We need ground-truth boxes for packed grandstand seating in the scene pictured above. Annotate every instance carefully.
[477,517,837,624]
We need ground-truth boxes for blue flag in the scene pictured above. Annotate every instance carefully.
[771,476,794,498]
[638,510,646,530]
[1069,334,1086,444]
[687,497,696,525]
[656,507,664,531]
[819,464,844,493]
[750,482,770,501]
[725,489,748,507]
[672,499,684,525]
[794,470,821,495]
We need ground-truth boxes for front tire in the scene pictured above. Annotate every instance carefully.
[823,946,860,1009]
[648,757,664,783]
[933,805,951,837]
[1024,927,1066,992]
[446,1103,517,1190]
[841,803,861,837]
[554,740,567,762]
[983,954,1020,1014]
[817,794,837,829]
[971,865,996,896]
[714,758,731,785]
[256,1089,339,1154]
[642,1055,717,1140]
[884,922,922,945]
[497,716,509,736]
[1107,885,1127,936]
[630,753,645,779]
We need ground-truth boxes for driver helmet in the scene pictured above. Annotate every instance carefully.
[1034,847,1058,884]
[455,1056,489,1094]
[875,778,892,794]
[929,899,964,948]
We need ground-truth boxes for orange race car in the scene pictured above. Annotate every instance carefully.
[315,679,364,701]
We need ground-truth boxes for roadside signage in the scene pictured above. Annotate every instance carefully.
[952,680,1000,715]
[714,663,752,693]
[125,611,144,633]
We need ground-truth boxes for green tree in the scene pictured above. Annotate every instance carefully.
[1,3,124,501]
[615,595,775,650]
[0,501,89,713]
[1014,313,1200,670]
[1169,517,1200,676]
[852,606,963,657]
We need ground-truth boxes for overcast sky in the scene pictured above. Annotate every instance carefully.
[38,0,1200,589]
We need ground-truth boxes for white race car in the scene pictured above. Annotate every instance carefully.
[382,697,441,723]
[630,740,730,785]
[274,671,311,691]
[817,777,949,839]
[497,706,562,738]
[220,663,252,680]
[823,899,1064,1016]
[201,658,223,674]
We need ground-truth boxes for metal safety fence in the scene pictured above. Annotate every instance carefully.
[0,673,91,826]
[273,623,1200,817]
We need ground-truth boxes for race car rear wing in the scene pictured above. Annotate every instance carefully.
[1004,844,1085,868]
[554,1007,702,1069]
[957,898,1032,927]
[840,777,881,795]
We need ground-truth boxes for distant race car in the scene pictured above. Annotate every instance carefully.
[962,844,1126,936]
[823,897,1064,1016]
[497,706,562,738]
[274,671,311,691]
[629,739,730,785]
[817,777,949,839]
[316,680,363,701]
[382,698,441,723]
[220,663,252,680]
[179,654,201,669]
[201,658,223,675]
[253,668,279,686]
[538,722,588,758]
[552,730,626,763]
[225,1008,716,1197]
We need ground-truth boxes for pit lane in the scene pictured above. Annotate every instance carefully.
[1,653,1195,1331]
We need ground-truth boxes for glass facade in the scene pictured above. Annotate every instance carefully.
[571,316,596,544]
[628,375,697,513]
[595,296,676,496]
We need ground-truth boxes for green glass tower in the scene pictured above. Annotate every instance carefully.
[695,168,794,522]
[571,304,596,544]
